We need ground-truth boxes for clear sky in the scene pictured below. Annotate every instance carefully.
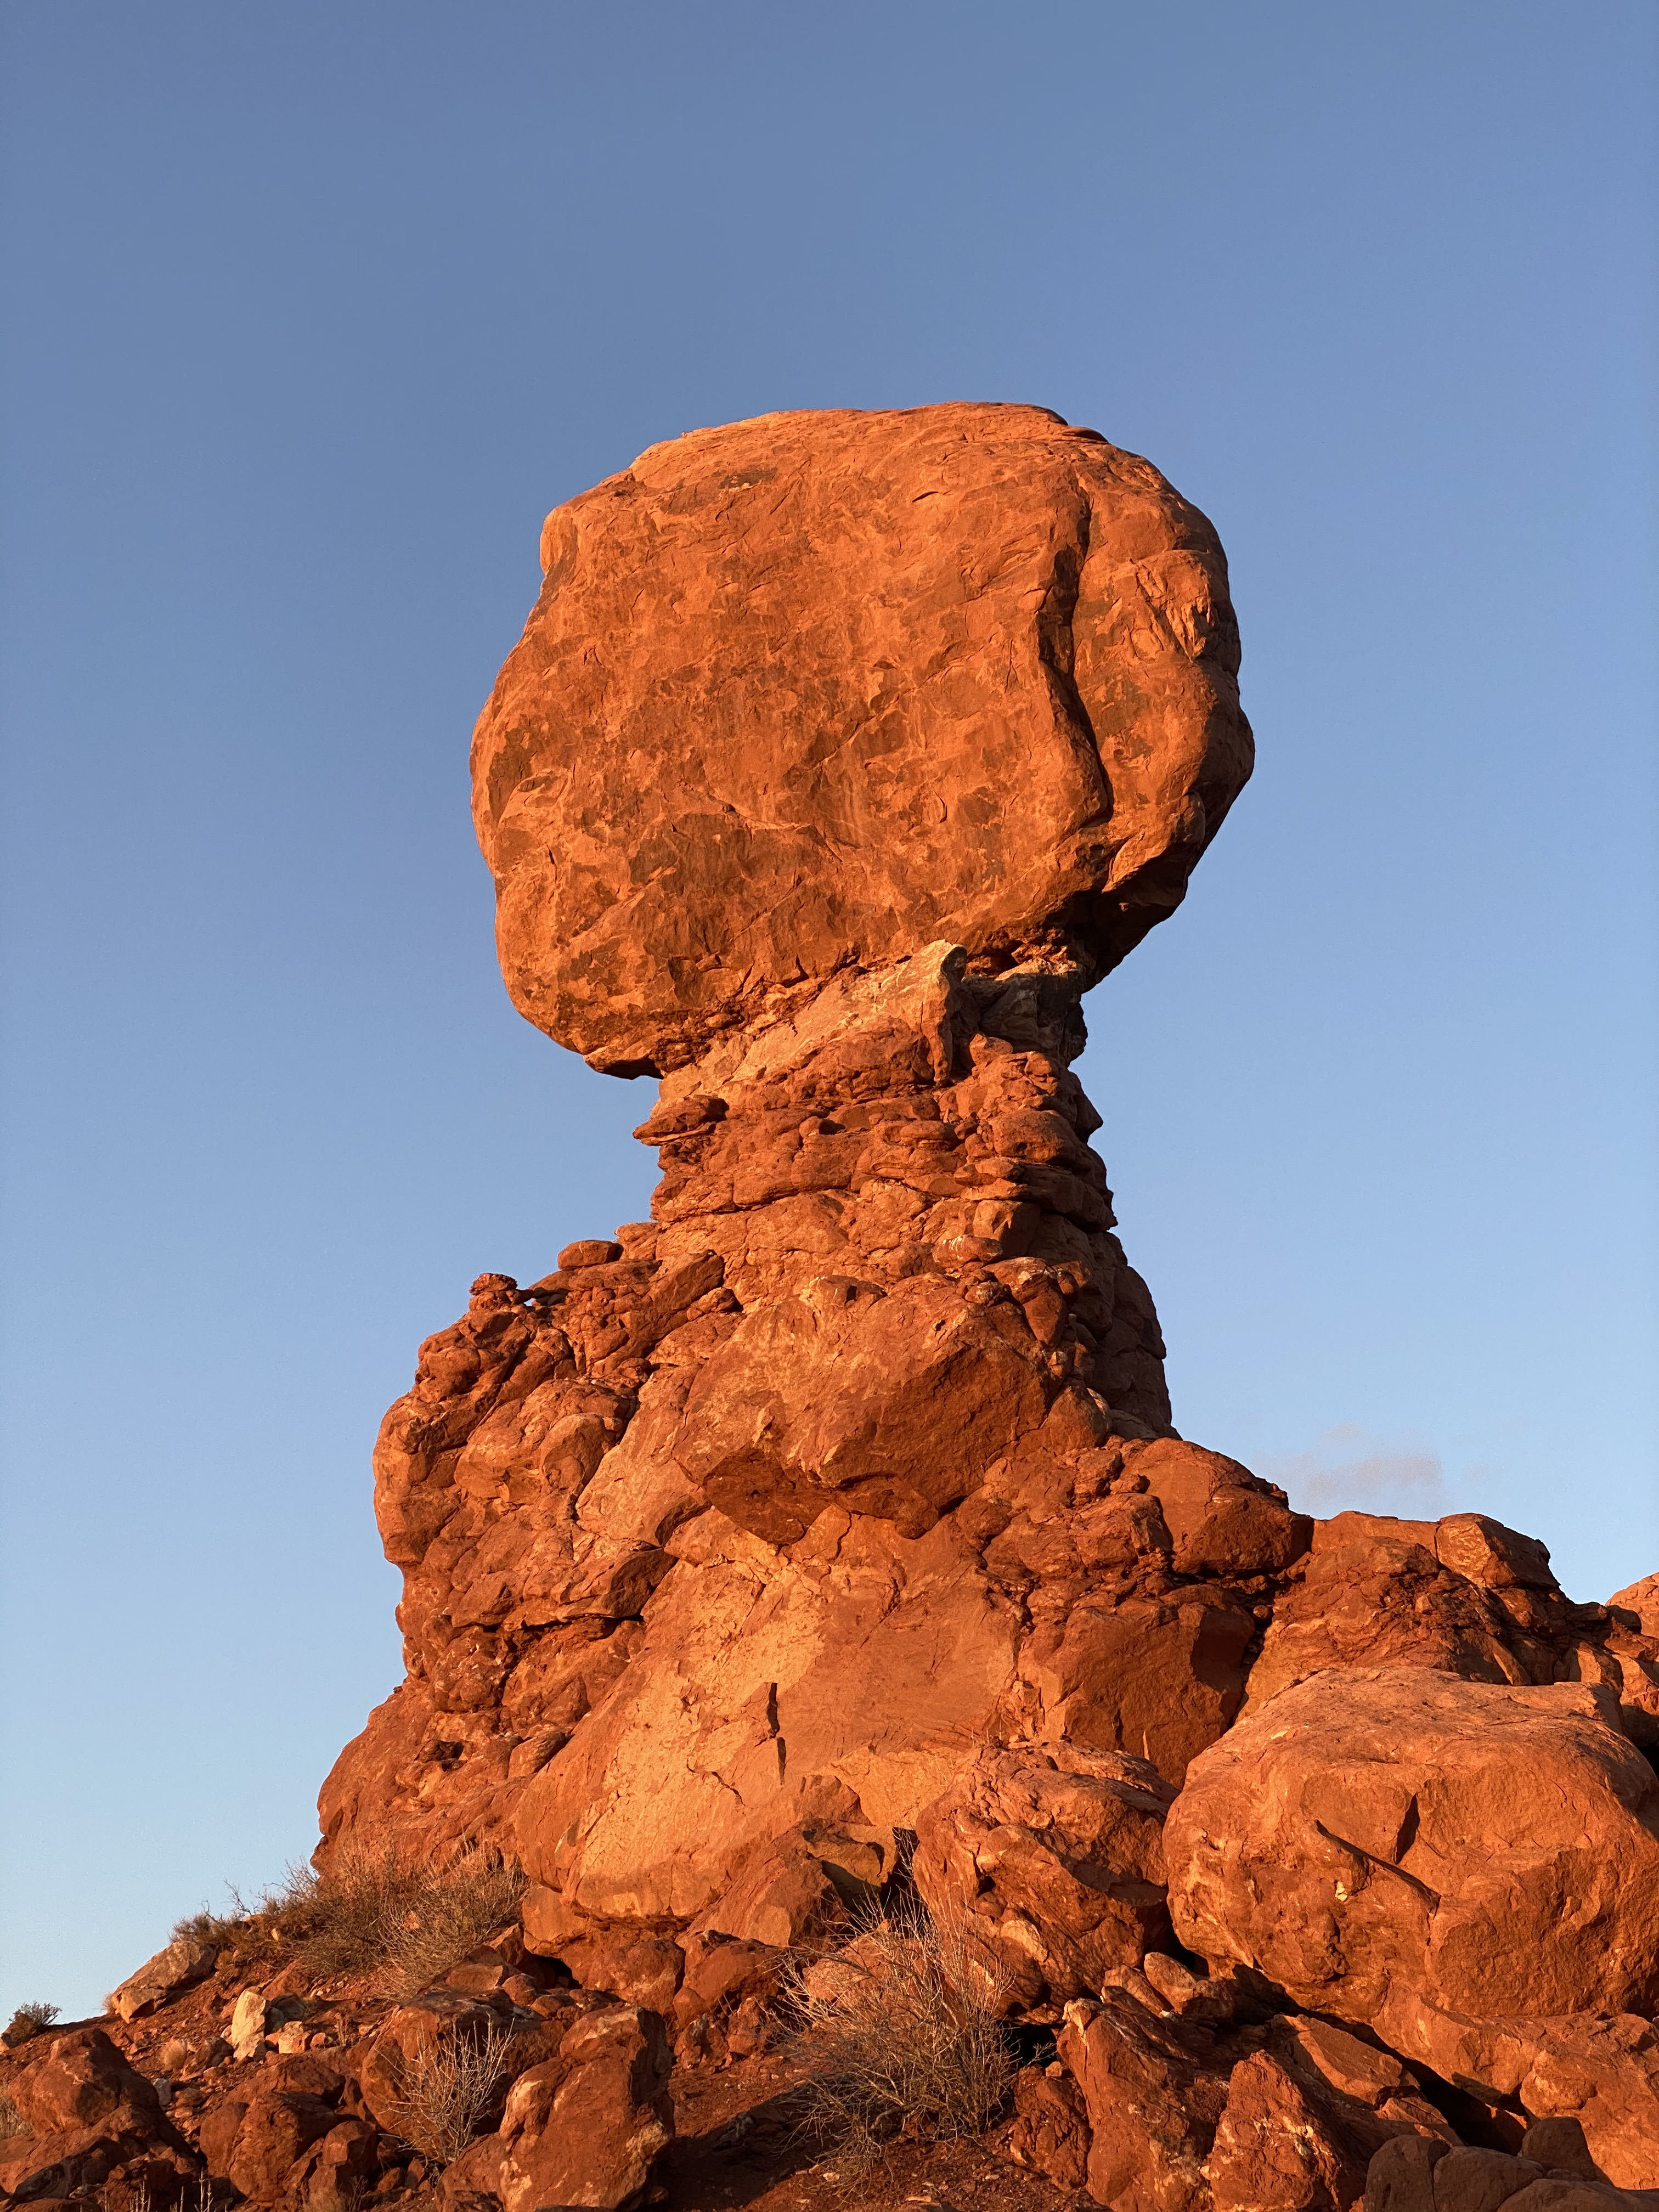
[2,1,1654,2023]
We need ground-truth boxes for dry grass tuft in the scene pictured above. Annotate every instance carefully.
[173,1888,287,1964]
[390,2017,514,2166]
[0,2087,30,2138]
[381,1850,527,1995]
[784,1906,1016,2172]
[173,1842,523,1992]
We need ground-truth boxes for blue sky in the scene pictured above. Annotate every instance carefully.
[2,1,1654,2021]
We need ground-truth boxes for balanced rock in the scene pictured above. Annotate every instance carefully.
[472,402,1253,1075]
[323,407,1262,1915]
[303,405,1659,2209]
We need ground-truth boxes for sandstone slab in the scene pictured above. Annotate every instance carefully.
[106,1937,216,2023]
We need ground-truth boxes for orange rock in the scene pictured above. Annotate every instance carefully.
[1517,2015,1659,2189]
[224,2090,336,2205]
[1610,1572,1659,1638]
[287,2118,379,2212]
[106,1936,216,2022]
[472,403,1252,1076]
[301,402,1659,2202]
[1006,2064,1092,2190]
[0,2029,182,2205]
[6,2029,162,2137]
[496,2005,672,2212]
[1055,1991,1224,2211]
[912,1742,1176,2008]
[1166,1669,1659,2083]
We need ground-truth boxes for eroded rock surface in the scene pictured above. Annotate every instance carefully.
[199,407,1659,2208]
[472,402,1253,1076]
[1167,1668,1659,2089]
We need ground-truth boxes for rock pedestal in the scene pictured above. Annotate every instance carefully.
[301,406,1659,2209]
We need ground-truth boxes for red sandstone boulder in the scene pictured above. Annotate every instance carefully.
[912,1741,1176,2009]
[1055,1991,1225,2211]
[496,2004,672,2212]
[1205,2016,1453,2212]
[1006,2063,1093,2190]
[287,2118,380,2212]
[0,2029,185,2203]
[472,403,1252,1075]
[223,2090,337,2204]
[1610,1572,1659,1638]
[1165,1668,1659,2084]
[1360,2135,1659,2211]
[1516,2016,1659,2189]
[106,1935,216,2022]
[5,2028,162,2137]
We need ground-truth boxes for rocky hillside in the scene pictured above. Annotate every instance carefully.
[7,406,1657,2212]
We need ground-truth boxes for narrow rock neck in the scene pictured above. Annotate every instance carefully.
[620,944,1172,1432]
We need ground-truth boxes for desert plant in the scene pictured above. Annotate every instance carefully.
[784,1905,1016,2172]
[171,1843,524,1993]
[0,2087,30,2138]
[262,1841,525,1990]
[383,1851,527,1994]
[1,2000,59,2049]
[389,2017,514,2166]
[173,1882,294,1964]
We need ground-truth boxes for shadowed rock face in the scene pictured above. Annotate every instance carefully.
[472,402,1253,1075]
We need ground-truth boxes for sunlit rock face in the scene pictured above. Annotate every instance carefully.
[308,403,1659,2206]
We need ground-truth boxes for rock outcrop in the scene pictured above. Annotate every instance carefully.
[300,402,1659,2208]
[1167,1668,1659,2079]
[21,405,1654,2212]
[471,402,1254,1076]
[322,403,1261,1912]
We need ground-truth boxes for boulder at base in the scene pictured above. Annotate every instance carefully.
[1166,1667,1659,2086]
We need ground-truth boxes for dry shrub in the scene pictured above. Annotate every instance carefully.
[173,1882,301,1967]
[785,1906,1015,2172]
[390,2017,514,2166]
[0,2087,29,2138]
[274,1842,526,1991]
[1,2000,58,2050]
[172,1843,524,1993]
[383,1853,527,1995]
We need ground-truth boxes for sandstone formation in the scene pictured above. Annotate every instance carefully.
[309,404,1659,2207]
[472,402,1253,1075]
[1166,1669,1659,2078]
[12,407,1655,2212]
